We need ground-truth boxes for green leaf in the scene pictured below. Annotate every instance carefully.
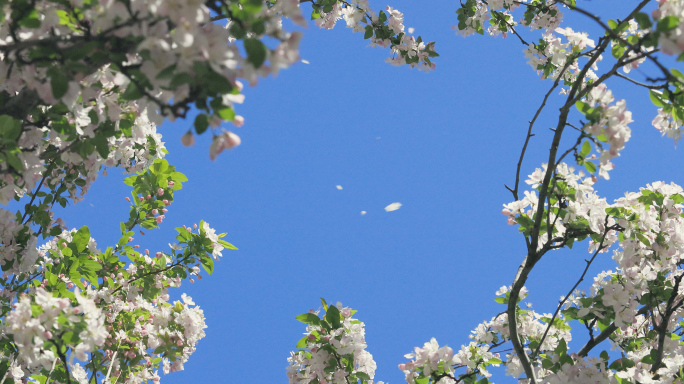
[575,100,590,114]
[657,15,680,33]
[200,255,214,275]
[636,233,651,247]
[122,82,144,101]
[554,338,568,355]
[30,375,47,384]
[672,68,684,83]
[216,107,236,121]
[326,305,341,328]
[650,90,666,107]
[580,141,591,157]
[93,134,110,158]
[295,313,321,326]
[240,0,262,13]
[244,38,267,68]
[218,239,238,250]
[155,64,177,80]
[634,12,652,30]
[378,10,387,23]
[49,69,69,100]
[356,372,371,381]
[194,114,209,135]
[295,336,308,348]
[4,150,23,171]
[364,25,374,39]
[584,161,597,173]
[0,115,21,140]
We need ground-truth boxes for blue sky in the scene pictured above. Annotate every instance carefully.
[48,1,684,383]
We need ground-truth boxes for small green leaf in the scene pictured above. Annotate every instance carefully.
[580,141,591,157]
[295,313,321,326]
[122,82,144,101]
[650,90,666,107]
[636,233,651,247]
[49,70,69,100]
[326,305,341,328]
[200,255,214,275]
[0,115,21,140]
[5,150,23,171]
[194,114,209,135]
[218,239,238,250]
[295,336,308,348]
[634,12,652,30]
[244,38,267,68]
[657,15,680,33]
[216,107,236,121]
[584,161,597,173]
[364,25,373,39]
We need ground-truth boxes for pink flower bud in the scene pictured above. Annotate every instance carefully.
[128,237,133,242]
[125,197,130,202]
[155,216,163,223]
[209,131,241,160]
[152,209,158,215]
[233,115,244,127]
[139,196,144,202]
[44,331,53,339]
[157,188,164,196]
[146,194,151,200]
[133,245,139,249]
[156,252,163,259]
[67,282,74,289]
[181,131,195,147]
[224,131,241,149]
[162,208,168,213]
[163,199,170,206]
[307,334,316,340]
[168,181,175,187]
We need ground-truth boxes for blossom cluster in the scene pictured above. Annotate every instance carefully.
[313,0,437,72]
[287,301,381,384]
[579,84,633,179]
[4,287,106,381]
[653,0,684,57]
[395,285,579,384]
[0,154,235,383]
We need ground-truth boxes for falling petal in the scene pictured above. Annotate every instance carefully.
[301,59,310,64]
[360,211,367,215]
[336,185,343,190]
[384,202,402,212]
